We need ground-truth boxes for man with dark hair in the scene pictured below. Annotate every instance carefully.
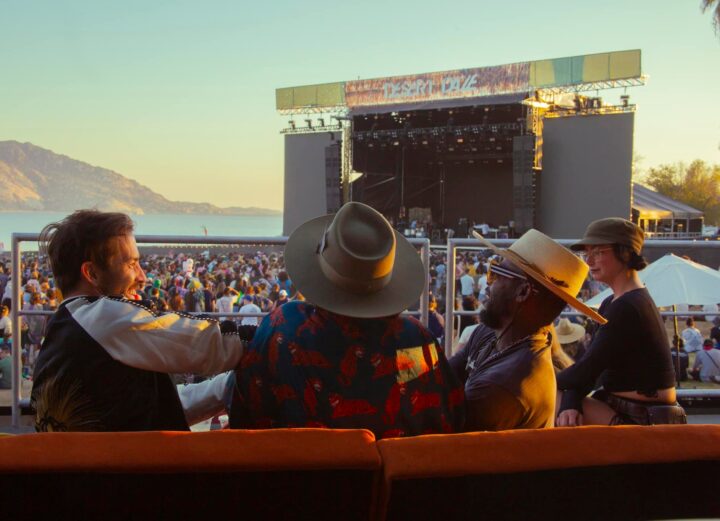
[31,209,244,432]
[449,230,607,431]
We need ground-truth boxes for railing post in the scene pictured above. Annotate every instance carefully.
[444,239,456,358]
[11,234,22,429]
[419,239,429,327]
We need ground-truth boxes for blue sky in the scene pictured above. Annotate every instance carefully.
[2,0,719,210]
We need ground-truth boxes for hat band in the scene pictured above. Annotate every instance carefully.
[318,251,392,295]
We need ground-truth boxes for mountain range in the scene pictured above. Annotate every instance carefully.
[0,141,280,216]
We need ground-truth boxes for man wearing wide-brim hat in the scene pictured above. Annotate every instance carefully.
[229,202,465,438]
[448,229,606,431]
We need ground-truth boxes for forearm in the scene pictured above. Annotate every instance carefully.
[177,372,234,426]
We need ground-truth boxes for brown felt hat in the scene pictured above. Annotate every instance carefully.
[285,202,425,318]
[571,217,644,255]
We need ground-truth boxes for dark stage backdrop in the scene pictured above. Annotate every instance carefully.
[539,112,634,238]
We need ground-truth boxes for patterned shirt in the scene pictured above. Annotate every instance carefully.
[229,301,465,439]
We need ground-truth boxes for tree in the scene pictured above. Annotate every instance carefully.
[642,160,720,225]
[702,0,720,35]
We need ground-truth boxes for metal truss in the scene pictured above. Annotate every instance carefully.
[543,104,636,119]
[278,105,348,116]
[281,108,351,135]
[280,124,345,135]
[538,76,647,96]
[353,122,523,141]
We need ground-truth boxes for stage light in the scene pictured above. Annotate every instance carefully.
[457,138,464,143]
[393,141,400,146]
[318,118,325,127]
[422,140,428,145]
[305,119,313,128]
[288,120,296,130]
[620,95,630,107]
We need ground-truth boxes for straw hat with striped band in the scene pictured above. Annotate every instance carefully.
[472,229,607,324]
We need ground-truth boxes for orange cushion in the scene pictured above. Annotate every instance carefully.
[0,428,381,473]
[377,425,720,479]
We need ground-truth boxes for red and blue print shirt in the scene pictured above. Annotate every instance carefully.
[229,301,464,439]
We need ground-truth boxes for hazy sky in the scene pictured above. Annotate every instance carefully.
[2,0,719,211]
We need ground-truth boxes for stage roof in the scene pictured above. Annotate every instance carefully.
[632,183,703,220]
[277,49,642,112]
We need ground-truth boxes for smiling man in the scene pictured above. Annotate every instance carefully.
[31,210,244,432]
[448,229,606,431]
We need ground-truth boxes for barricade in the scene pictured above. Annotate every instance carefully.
[9,233,430,429]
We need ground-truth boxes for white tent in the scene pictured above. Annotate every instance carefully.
[585,254,720,308]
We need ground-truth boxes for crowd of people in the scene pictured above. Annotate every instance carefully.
[0,206,713,435]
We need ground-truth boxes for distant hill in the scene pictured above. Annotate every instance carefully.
[0,141,280,216]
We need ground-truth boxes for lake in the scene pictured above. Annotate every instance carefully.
[0,212,283,252]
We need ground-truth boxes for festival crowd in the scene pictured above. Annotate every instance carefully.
[1,206,717,433]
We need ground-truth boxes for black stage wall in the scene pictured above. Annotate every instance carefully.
[283,132,341,236]
[539,112,634,238]
[350,154,514,230]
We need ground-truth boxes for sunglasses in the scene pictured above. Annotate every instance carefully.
[487,258,527,284]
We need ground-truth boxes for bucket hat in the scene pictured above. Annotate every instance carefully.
[571,217,644,255]
[285,202,425,318]
[472,229,607,324]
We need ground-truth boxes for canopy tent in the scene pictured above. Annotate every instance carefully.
[632,183,703,236]
[586,254,720,308]
[632,183,702,220]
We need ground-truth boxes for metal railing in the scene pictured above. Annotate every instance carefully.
[443,238,720,357]
[9,232,720,428]
[8,231,430,428]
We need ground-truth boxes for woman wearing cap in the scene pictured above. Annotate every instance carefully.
[556,218,685,426]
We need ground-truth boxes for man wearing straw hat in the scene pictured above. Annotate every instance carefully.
[229,202,464,438]
[449,229,606,431]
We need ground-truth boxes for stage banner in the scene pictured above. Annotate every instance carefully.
[345,62,530,108]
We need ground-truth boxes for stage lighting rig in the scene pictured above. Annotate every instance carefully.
[305,119,313,129]
[288,120,296,130]
[318,118,325,127]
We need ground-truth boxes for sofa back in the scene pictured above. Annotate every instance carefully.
[376,425,720,520]
[0,428,381,520]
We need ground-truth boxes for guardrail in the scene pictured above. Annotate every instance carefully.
[8,231,430,429]
[443,238,720,357]
[9,232,720,429]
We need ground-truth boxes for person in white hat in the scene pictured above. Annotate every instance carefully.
[448,229,606,431]
[229,202,465,439]
[554,318,587,360]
